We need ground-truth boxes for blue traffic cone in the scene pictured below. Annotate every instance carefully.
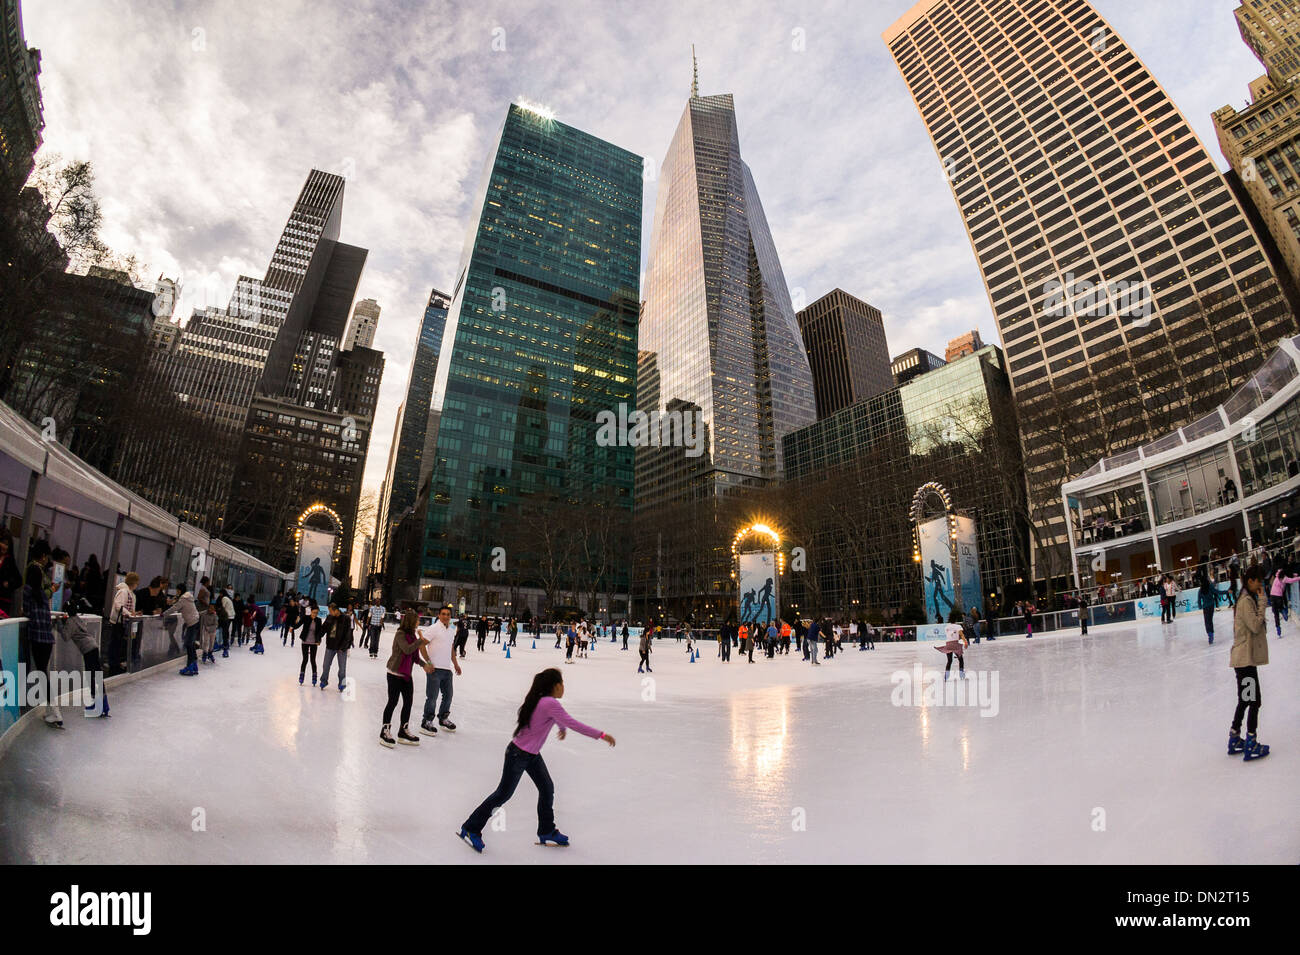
[505,645,511,659]
[689,649,696,663]
[531,639,536,649]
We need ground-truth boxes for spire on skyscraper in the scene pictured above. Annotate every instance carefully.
[691,44,698,99]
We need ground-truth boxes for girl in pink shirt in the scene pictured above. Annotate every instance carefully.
[459,667,615,853]
[1268,568,1299,636]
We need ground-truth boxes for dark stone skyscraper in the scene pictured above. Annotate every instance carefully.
[796,288,894,419]
[0,0,43,195]
[116,169,380,583]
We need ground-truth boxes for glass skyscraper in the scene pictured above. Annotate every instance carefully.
[632,79,815,620]
[378,288,449,589]
[420,105,641,613]
[886,0,1299,584]
[782,345,1030,617]
[638,89,815,509]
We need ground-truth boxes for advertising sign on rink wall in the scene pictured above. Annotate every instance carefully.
[955,515,983,616]
[297,529,334,605]
[737,552,778,628]
[918,517,956,625]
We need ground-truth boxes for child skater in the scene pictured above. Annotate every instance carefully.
[936,609,968,680]
[458,667,615,853]
[1267,566,1299,637]
[1227,567,1271,760]
[198,598,218,665]
[1198,573,1217,645]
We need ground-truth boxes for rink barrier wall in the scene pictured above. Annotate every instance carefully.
[0,605,273,758]
[0,616,191,763]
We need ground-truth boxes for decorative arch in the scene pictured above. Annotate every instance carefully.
[910,482,956,565]
[295,503,345,563]
[730,521,786,580]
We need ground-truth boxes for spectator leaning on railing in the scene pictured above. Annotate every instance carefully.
[168,585,201,675]
[24,540,59,726]
[108,572,140,674]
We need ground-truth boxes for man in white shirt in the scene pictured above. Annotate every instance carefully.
[366,602,386,658]
[419,605,462,736]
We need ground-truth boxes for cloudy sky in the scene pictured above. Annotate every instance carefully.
[23,0,1264,514]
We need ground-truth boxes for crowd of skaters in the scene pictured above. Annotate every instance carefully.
[6,519,1294,843]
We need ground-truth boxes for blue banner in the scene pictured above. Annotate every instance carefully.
[919,517,956,625]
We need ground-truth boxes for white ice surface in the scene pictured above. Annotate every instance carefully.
[1,610,1297,864]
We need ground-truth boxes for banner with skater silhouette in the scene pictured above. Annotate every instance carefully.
[297,529,334,605]
[737,552,778,629]
[955,515,983,616]
[919,517,956,625]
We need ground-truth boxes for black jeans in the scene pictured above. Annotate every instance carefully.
[108,620,129,673]
[638,649,651,670]
[463,741,555,836]
[1232,666,1261,735]
[300,643,318,678]
[720,638,730,661]
[383,673,413,727]
[1270,595,1287,631]
[183,622,200,667]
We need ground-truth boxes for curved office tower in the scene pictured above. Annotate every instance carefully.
[637,86,815,513]
[885,0,1299,580]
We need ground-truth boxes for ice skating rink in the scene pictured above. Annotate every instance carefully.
[0,611,1296,864]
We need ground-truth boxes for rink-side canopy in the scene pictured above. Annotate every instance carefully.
[0,398,292,734]
[1062,334,1300,590]
[0,400,289,601]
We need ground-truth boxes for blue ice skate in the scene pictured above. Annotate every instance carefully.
[458,828,485,853]
[1227,731,1244,755]
[538,829,569,847]
[1242,734,1270,761]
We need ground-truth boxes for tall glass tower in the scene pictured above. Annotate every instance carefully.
[421,105,642,611]
[378,288,449,583]
[632,68,815,621]
[885,0,1298,581]
[638,83,815,513]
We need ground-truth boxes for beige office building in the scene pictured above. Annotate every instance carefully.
[1214,3,1300,290]
[885,0,1298,583]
